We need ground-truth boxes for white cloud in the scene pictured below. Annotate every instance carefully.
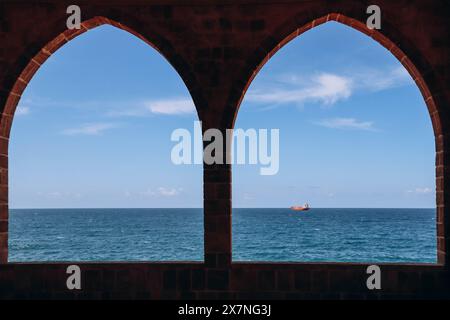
[15,106,30,116]
[21,95,196,118]
[247,73,352,106]
[407,187,433,195]
[105,98,196,117]
[246,66,413,109]
[62,122,120,136]
[157,187,181,197]
[356,66,413,92]
[145,98,195,115]
[314,117,376,131]
[140,187,182,197]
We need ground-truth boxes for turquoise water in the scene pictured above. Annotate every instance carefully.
[8,208,436,263]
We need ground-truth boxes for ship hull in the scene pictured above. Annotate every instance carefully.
[290,206,310,211]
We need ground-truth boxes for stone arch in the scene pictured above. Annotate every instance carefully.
[0,16,202,263]
[0,16,203,138]
[229,13,445,264]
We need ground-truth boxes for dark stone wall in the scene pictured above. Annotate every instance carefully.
[0,0,449,299]
[1,262,449,299]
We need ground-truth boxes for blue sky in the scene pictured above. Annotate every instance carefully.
[9,22,435,208]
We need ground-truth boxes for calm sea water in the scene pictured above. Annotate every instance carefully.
[8,208,437,263]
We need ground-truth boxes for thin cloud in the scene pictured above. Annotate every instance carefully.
[247,73,352,106]
[21,95,196,117]
[15,106,30,116]
[145,98,195,115]
[314,117,376,131]
[246,66,413,108]
[140,187,182,198]
[106,98,196,117]
[406,187,433,195]
[157,187,181,197]
[62,122,121,136]
[356,66,413,92]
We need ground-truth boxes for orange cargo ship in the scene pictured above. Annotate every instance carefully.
[290,203,310,211]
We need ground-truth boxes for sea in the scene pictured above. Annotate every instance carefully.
[8,208,437,263]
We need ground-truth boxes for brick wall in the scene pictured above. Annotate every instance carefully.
[0,0,449,299]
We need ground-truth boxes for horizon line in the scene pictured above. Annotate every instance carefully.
[9,207,436,210]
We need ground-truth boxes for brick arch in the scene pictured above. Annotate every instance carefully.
[0,16,203,139]
[229,13,446,264]
[231,14,441,134]
[0,16,202,263]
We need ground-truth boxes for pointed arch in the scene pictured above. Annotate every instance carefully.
[231,13,441,138]
[0,16,202,141]
[229,13,445,264]
[0,16,204,263]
